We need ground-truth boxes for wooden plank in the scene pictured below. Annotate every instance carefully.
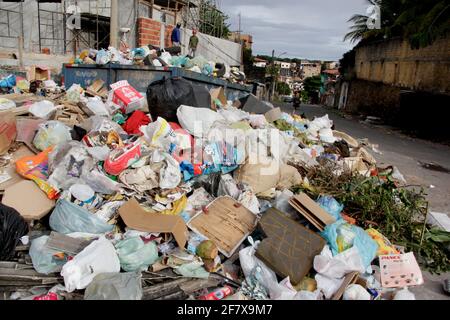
[46,232,92,255]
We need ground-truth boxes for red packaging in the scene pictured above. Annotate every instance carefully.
[33,292,58,300]
[110,80,145,114]
[198,286,233,300]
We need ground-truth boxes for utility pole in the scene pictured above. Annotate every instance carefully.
[271,49,276,101]
[110,0,119,48]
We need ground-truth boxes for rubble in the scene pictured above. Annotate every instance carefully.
[0,65,448,301]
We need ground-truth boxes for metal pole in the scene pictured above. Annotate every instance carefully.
[18,36,24,69]
[38,2,42,53]
[271,49,275,100]
[110,0,119,47]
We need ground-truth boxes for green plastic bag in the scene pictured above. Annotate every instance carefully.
[115,237,158,272]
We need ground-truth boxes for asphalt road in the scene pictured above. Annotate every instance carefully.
[276,103,450,300]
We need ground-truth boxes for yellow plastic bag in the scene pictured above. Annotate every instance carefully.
[366,228,399,256]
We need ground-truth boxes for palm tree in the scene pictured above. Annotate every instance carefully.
[344,0,450,48]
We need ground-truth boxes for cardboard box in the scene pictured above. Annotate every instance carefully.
[27,65,51,81]
[241,94,273,114]
[379,252,424,288]
[264,107,282,123]
[119,198,188,248]
[2,180,55,221]
[187,196,258,258]
[110,80,145,114]
[289,193,336,231]
[210,87,227,110]
[0,111,17,155]
[255,208,326,285]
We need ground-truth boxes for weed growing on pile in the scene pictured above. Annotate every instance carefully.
[291,160,450,274]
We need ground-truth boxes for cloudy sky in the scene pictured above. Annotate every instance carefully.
[219,0,369,61]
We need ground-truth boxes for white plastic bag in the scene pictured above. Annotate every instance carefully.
[313,245,365,279]
[33,121,72,151]
[0,98,16,111]
[343,284,371,300]
[29,100,56,120]
[86,97,110,116]
[61,237,120,292]
[177,105,224,138]
[239,237,282,299]
[160,51,172,65]
[315,273,344,299]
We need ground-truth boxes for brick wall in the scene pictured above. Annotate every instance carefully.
[138,17,175,48]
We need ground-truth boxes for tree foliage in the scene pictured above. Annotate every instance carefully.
[276,82,291,96]
[345,0,450,48]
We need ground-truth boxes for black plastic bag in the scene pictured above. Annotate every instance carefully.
[146,77,198,122]
[0,204,28,261]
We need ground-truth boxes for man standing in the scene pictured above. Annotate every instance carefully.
[171,23,182,47]
[189,29,199,57]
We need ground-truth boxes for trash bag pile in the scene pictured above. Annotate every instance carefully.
[71,45,246,84]
[0,74,446,301]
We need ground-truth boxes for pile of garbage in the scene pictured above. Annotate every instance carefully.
[71,46,246,84]
[0,72,448,301]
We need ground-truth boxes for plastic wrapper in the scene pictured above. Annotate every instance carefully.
[84,272,143,300]
[366,228,399,256]
[49,199,114,234]
[15,147,59,199]
[29,236,65,275]
[47,142,95,191]
[61,237,120,292]
[83,169,121,195]
[115,237,159,272]
[33,121,72,151]
[0,98,16,111]
[86,97,110,116]
[140,117,176,150]
[29,100,57,119]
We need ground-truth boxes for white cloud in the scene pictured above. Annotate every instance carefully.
[220,0,369,60]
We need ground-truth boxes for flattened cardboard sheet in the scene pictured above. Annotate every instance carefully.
[255,208,325,285]
[187,196,258,258]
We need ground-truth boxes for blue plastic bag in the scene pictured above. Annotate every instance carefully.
[50,199,114,234]
[317,195,344,220]
[0,75,16,88]
[29,236,66,275]
[320,220,378,269]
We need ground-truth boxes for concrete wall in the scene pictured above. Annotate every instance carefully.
[137,17,242,67]
[0,0,114,54]
[355,37,450,94]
